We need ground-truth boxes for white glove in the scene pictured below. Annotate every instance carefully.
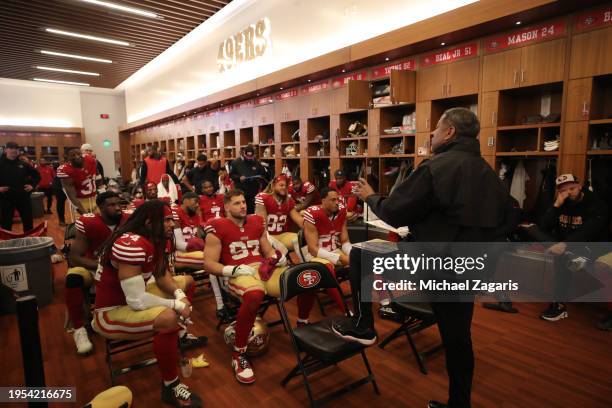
[276,252,287,267]
[222,264,256,277]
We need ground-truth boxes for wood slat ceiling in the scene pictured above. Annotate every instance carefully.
[0,0,232,88]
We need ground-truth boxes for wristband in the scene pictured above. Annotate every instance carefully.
[173,289,186,300]
[341,242,353,256]
[317,248,340,265]
[222,265,237,277]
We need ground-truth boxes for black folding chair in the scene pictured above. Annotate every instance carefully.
[378,302,442,375]
[105,338,157,385]
[279,262,380,407]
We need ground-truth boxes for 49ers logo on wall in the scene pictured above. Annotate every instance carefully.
[297,269,321,288]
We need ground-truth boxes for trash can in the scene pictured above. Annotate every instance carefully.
[31,192,44,219]
[0,237,55,315]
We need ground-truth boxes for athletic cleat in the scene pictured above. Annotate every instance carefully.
[232,353,255,384]
[597,314,612,331]
[378,304,402,323]
[179,333,207,350]
[540,303,568,322]
[73,327,93,355]
[216,306,236,324]
[331,318,377,346]
[161,379,202,407]
[427,401,448,408]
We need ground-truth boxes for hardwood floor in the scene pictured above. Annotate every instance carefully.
[1,212,610,407]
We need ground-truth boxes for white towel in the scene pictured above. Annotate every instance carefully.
[510,160,530,209]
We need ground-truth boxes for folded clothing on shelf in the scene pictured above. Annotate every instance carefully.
[348,121,368,137]
[372,95,392,105]
[543,137,560,151]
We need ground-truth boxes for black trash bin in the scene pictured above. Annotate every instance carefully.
[0,237,55,315]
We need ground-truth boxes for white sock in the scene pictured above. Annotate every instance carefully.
[164,376,179,387]
[209,275,225,309]
[297,318,309,324]
[380,298,390,306]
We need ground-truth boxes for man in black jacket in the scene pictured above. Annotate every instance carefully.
[0,142,41,232]
[332,108,517,408]
[230,145,267,214]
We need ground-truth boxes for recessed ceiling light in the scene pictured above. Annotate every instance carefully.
[342,69,346,73]
[307,79,311,82]
[280,87,283,90]
[36,66,99,76]
[40,50,112,63]
[79,0,159,19]
[515,21,522,25]
[256,93,260,96]
[385,57,389,61]
[33,78,90,86]
[45,28,130,46]
[440,42,446,46]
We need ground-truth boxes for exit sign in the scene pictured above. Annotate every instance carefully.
[100,114,110,119]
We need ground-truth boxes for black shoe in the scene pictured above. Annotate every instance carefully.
[483,301,518,314]
[179,333,207,350]
[216,306,236,324]
[427,401,448,408]
[540,303,568,322]
[378,304,403,322]
[161,379,202,407]
[331,317,377,346]
[596,314,612,331]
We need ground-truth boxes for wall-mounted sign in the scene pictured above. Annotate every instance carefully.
[331,72,367,88]
[420,43,478,67]
[575,6,611,32]
[484,21,566,53]
[217,18,271,73]
[254,96,274,106]
[275,89,299,101]
[370,59,415,80]
[301,80,330,95]
[100,113,110,119]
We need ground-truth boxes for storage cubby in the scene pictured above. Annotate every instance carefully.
[588,122,612,154]
[282,159,300,178]
[430,94,479,130]
[197,134,206,150]
[380,104,417,135]
[177,137,185,152]
[370,78,391,107]
[348,70,416,109]
[307,158,330,190]
[339,111,368,138]
[259,144,275,160]
[539,126,561,153]
[339,157,366,180]
[378,157,415,196]
[380,135,414,156]
[281,142,300,158]
[240,127,253,146]
[209,132,219,149]
[210,149,221,161]
[168,139,176,152]
[339,138,367,157]
[307,116,330,141]
[590,74,612,120]
[281,120,300,143]
[496,128,539,154]
[223,146,236,160]
[308,139,329,158]
[40,146,58,161]
[497,83,563,127]
[258,124,275,145]
[223,130,235,149]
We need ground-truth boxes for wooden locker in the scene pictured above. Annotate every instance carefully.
[479,127,496,156]
[347,80,371,110]
[390,69,416,104]
[562,121,589,156]
[570,26,612,79]
[480,91,499,128]
[446,58,480,97]
[520,39,566,87]
[417,64,447,101]
[565,78,593,122]
[416,101,432,132]
[482,48,522,92]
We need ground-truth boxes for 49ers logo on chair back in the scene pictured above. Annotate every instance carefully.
[297,269,321,288]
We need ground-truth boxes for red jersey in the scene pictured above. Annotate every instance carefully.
[328,180,358,212]
[303,204,347,251]
[75,213,125,258]
[37,165,55,188]
[199,194,225,221]
[204,215,265,266]
[174,206,201,240]
[289,181,321,206]
[95,233,157,309]
[255,192,295,234]
[83,154,98,178]
[57,162,96,198]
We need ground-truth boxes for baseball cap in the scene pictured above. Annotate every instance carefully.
[5,141,19,149]
[555,173,579,187]
[334,169,346,178]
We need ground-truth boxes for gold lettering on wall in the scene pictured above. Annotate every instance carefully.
[218,18,271,73]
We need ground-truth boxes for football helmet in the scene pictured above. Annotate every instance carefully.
[263,147,271,158]
[283,145,296,157]
[348,121,368,137]
[346,142,358,156]
[223,317,270,357]
[291,129,300,141]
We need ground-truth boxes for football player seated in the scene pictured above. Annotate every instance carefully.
[289,175,321,212]
[204,189,319,384]
[173,192,206,268]
[255,175,303,257]
[65,191,125,355]
[329,169,360,221]
[92,200,202,407]
[199,180,225,222]
[129,181,159,210]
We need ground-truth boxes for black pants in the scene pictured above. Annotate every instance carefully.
[55,188,66,224]
[246,194,256,214]
[38,187,53,211]
[0,194,33,232]
[348,247,475,408]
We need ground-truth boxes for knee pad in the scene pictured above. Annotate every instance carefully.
[65,273,84,289]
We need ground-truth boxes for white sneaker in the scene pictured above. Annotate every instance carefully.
[73,327,93,355]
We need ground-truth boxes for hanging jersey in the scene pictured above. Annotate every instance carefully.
[174,206,201,240]
[289,181,321,206]
[204,215,265,266]
[57,162,96,198]
[303,204,347,251]
[199,194,225,221]
[328,180,358,212]
[75,213,126,258]
[255,192,295,234]
[95,233,157,309]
